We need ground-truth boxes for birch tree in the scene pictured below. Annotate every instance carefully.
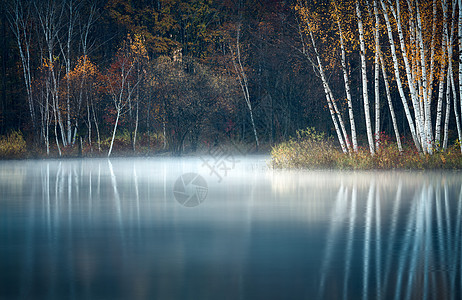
[8,0,37,138]
[105,36,143,157]
[333,1,358,152]
[230,21,259,151]
[296,2,350,153]
[356,1,375,154]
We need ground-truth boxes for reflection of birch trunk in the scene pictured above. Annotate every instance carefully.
[342,186,357,299]
[231,23,259,150]
[362,181,375,299]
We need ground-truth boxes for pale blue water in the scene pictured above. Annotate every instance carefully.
[1,156,461,299]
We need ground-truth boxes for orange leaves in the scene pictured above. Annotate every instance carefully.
[129,34,149,63]
[66,56,99,81]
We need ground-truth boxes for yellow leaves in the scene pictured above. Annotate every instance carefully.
[66,56,99,81]
[129,34,149,62]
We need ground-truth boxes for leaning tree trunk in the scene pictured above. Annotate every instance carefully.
[336,15,357,152]
[108,110,120,157]
[379,52,402,152]
[304,19,348,153]
[389,0,425,150]
[232,23,259,151]
[380,0,421,152]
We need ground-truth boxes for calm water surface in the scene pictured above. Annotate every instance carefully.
[1,156,462,299]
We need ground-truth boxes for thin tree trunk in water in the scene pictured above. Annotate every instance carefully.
[379,53,402,151]
[374,0,380,150]
[108,110,120,157]
[335,12,358,152]
[380,0,421,152]
[356,1,374,155]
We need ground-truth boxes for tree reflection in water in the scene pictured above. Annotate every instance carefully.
[0,158,461,299]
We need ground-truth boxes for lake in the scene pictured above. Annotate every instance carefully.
[1,155,461,299]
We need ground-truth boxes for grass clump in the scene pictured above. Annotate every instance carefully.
[271,127,340,169]
[0,131,27,158]
[271,128,462,170]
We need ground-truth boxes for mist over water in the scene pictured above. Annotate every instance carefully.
[1,156,461,299]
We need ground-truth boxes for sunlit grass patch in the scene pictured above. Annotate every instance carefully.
[0,131,27,158]
[271,128,462,170]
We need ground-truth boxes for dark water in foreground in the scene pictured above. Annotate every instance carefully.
[1,156,461,299]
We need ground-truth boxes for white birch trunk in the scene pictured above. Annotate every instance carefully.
[108,110,120,157]
[133,100,139,152]
[336,11,358,152]
[304,18,348,153]
[450,68,462,149]
[232,23,259,150]
[459,0,462,151]
[379,49,402,151]
[357,1,375,155]
[426,0,437,104]
[416,0,432,153]
[435,0,449,147]
[443,66,451,149]
[389,0,425,149]
[374,0,380,150]
[380,0,421,152]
